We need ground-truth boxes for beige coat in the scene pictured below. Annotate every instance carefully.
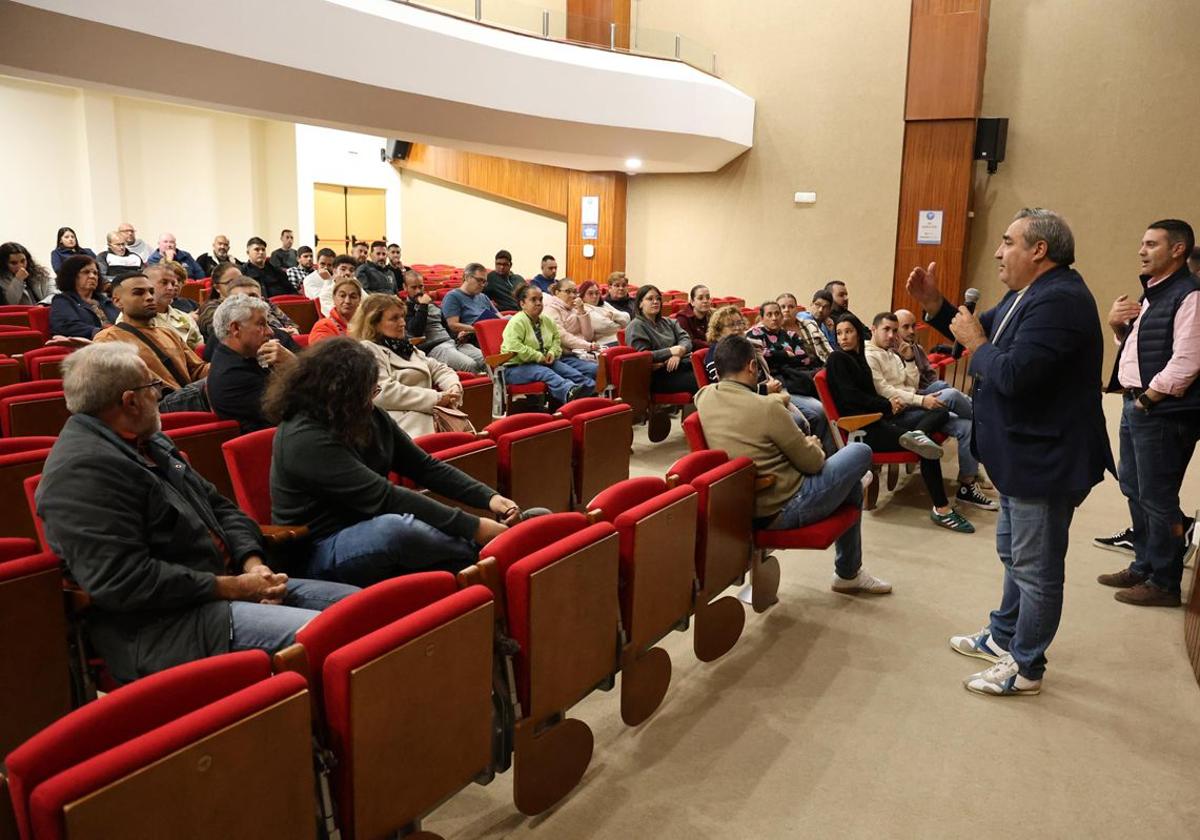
[864,341,923,407]
[363,340,463,438]
[694,380,825,519]
[543,293,595,352]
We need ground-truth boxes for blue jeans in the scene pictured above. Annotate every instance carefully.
[503,358,596,403]
[427,340,488,374]
[1119,396,1200,593]
[305,514,480,587]
[925,387,976,479]
[920,379,950,395]
[230,577,359,653]
[988,491,1088,680]
[788,394,834,454]
[767,442,871,579]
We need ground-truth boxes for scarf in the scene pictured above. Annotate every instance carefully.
[379,335,414,360]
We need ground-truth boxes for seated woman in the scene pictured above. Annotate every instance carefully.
[0,241,52,305]
[350,294,465,437]
[309,277,363,343]
[96,230,144,287]
[747,300,832,449]
[500,283,596,406]
[824,313,974,533]
[50,226,96,275]
[49,254,118,339]
[579,279,629,347]
[627,284,698,395]
[542,278,601,357]
[267,338,524,586]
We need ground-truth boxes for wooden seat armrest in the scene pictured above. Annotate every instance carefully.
[584,509,605,525]
[271,643,311,682]
[486,352,514,368]
[836,413,882,434]
[62,580,92,613]
[457,556,501,597]
[261,524,311,547]
[754,474,777,491]
[665,473,681,489]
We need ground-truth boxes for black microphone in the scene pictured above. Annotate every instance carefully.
[952,287,981,359]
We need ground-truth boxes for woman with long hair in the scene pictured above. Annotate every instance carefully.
[499,283,596,406]
[579,279,629,347]
[50,226,96,274]
[48,254,118,338]
[626,284,698,395]
[747,299,832,449]
[824,313,973,533]
[0,241,52,305]
[350,294,464,437]
[265,338,525,586]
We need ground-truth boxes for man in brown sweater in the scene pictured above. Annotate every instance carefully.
[694,335,890,594]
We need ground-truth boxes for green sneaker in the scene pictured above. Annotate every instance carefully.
[931,508,975,533]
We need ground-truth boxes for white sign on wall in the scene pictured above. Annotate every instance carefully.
[917,210,944,245]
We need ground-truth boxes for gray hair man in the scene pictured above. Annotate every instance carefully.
[208,294,294,432]
[34,342,357,685]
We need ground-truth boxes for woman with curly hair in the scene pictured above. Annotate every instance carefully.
[0,241,52,305]
[49,254,118,338]
[265,337,526,585]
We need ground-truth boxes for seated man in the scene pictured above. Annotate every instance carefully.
[146,232,204,279]
[306,253,354,316]
[270,229,298,272]
[207,294,295,432]
[695,336,890,594]
[35,342,358,684]
[197,234,241,277]
[864,311,996,510]
[485,249,524,312]
[404,269,488,373]
[529,254,558,293]
[895,308,948,394]
[798,289,838,351]
[143,263,202,349]
[93,272,209,403]
[285,245,314,293]
[355,240,396,294]
[201,276,300,360]
[243,236,292,299]
[442,262,502,342]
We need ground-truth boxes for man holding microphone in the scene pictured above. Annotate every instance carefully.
[906,208,1112,697]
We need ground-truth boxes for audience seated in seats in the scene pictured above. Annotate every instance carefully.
[500,283,597,405]
[776,292,802,333]
[146,232,204,279]
[627,284,699,395]
[352,241,369,266]
[116,221,151,262]
[529,254,558,293]
[157,259,198,313]
[34,342,358,684]
[96,230,144,286]
[747,300,833,451]
[269,229,298,272]
[201,276,300,361]
[356,240,396,295]
[895,308,947,393]
[306,253,355,316]
[825,313,974,533]
[49,226,96,274]
[197,234,241,278]
[695,335,890,594]
[386,243,407,290]
[0,241,52,305]
[140,263,202,348]
[604,271,637,320]
[485,249,524,312]
[826,279,852,319]
[403,269,488,373]
[197,261,244,337]
[799,288,839,351]
[783,291,833,363]
[865,311,994,510]
[674,284,714,349]
[94,273,210,404]
[579,279,629,347]
[242,236,292,298]
[543,278,602,357]
[285,245,313,293]
[442,262,502,341]
[49,254,118,339]
[310,278,363,344]
[267,338,523,585]
[207,294,295,433]
[351,294,464,436]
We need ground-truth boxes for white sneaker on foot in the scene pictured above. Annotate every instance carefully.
[963,654,1041,697]
[949,627,1007,663]
[831,568,892,594]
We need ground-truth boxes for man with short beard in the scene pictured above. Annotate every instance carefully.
[243,236,292,298]
[286,246,315,293]
[198,235,240,277]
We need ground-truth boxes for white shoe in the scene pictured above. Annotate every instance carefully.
[831,568,892,594]
[949,627,1007,663]
[963,654,1041,697]
[861,470,875,492]
[898,430,944,459]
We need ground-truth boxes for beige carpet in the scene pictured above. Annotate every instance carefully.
[430,394,1200,839]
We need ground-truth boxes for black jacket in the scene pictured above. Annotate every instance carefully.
[36,414,264,684]
[825,349,893,418]
[243,260,293,298]
[356,262,396,295]
[207,341,273,432]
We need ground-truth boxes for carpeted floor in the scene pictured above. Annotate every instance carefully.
[430,394,1200,839]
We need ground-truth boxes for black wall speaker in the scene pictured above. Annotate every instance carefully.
[385,139,412,162]
[974,118,1008,173]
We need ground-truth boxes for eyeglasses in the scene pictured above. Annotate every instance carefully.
[130,378,166,398]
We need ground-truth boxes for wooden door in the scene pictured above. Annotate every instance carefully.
[314,183,348,253]
[346,187,387,248]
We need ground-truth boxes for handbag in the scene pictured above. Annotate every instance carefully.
[433,404,474,433]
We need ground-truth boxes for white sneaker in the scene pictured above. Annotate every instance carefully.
[898,430,944,459]
[831,568,892,594]
[949,627,1007,663]
[861,470,875,492]
[963,654,1041,697]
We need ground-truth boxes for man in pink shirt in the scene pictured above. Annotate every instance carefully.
[1098,219,1200,607]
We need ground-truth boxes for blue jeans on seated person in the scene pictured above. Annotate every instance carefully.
[230,577,359,654]
[305,513,480,587]
[920,379,950,395]
[503,358,596,403]
[788,394,834,454]
[927,387,976,479]
[767,442,871,580]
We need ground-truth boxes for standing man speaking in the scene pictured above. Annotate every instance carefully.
[906,208,1113,697]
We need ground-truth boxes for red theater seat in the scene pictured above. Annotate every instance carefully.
[601,345,652,423]
[221,427,276,525]
[456,370,494,431]
[166,420,241,500]
[484,414,573,512]
[555,397,633,505]
[270,296,320,334]
[19,345,72,381]
[0,446,53,541]
[474,319,545,413]
[0,380,69,437]
[410,431,499,515]
[0,328,44,358]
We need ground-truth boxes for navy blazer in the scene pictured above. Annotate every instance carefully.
[49,291,118,339]
[927,265,1114,498]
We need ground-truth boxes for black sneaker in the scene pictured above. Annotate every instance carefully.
[956,482,999,511]
[1093,526,1135,555]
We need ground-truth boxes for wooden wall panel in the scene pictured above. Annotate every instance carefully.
[567,0,631,50]
[398,144,569,217]
[905,0,989,120]
[567,170,627,284]
[891,120,977,314]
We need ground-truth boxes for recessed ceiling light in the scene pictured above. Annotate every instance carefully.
[624,157,643,169]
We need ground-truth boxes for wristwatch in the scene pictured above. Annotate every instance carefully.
[1137,393,1156,411]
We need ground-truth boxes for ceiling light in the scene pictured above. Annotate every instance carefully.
[624,157,643,169]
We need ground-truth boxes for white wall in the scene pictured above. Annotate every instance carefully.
[293,124,404,252]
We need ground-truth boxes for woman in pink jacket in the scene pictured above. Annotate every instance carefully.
[541,278,601,358]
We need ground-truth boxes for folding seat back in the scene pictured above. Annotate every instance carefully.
[555,397,634,504]
[587,477,698,725]
[20,346,72,381]
[601,345,651,422]
[25,308,50,340]
[484,414,573,512]
[221,427,277,524]
[456,370,494,431]
[474,320,547,412]
[468,513,620,815]
[690,347,711,386]
[166,420,242,500]
[4,651,315,840]
[0,447,53,541]
[0,329,43,358]
[0,437,56,455]
[814,368,906,510]
[21,474,48,552]
[280,573,494,840]
[0,354,19,387]
[682,410,708,451]
[179,281,208,304]
[158,410,220,431]
[0,381,69,437]
[0,551,72,762]
[0,306,35,331]
[411,431,498,515]
[271,297,320,334]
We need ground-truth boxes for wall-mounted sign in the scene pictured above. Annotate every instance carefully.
[581,195,600,226]
[917,210,944,245]
[582,224,598,240]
